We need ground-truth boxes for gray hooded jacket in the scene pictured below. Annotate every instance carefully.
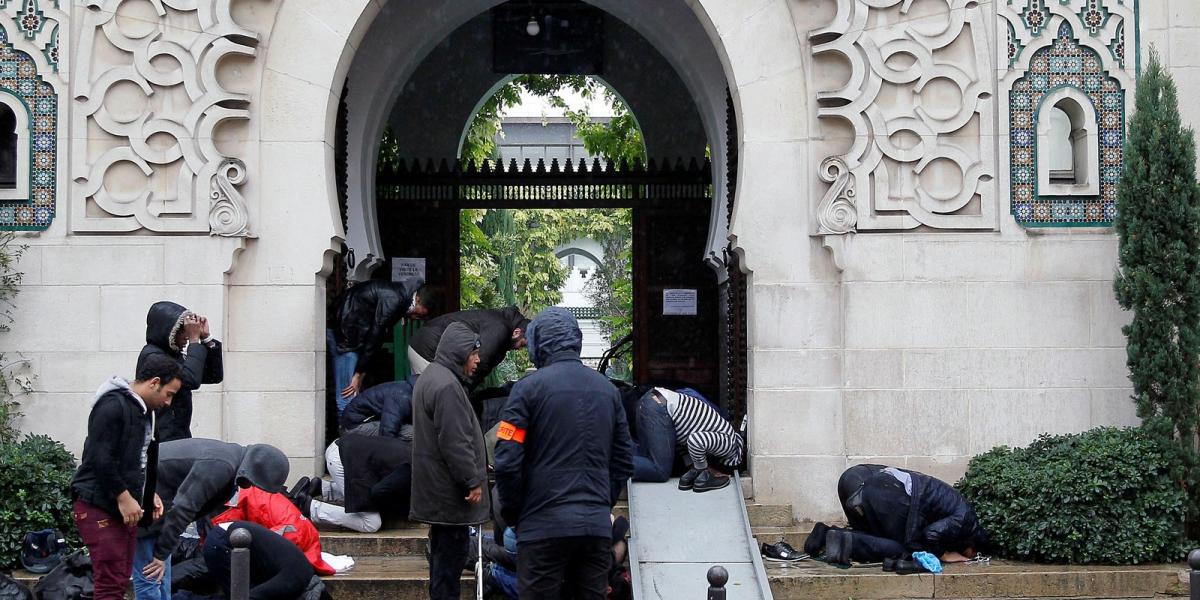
[409,322,490,525]
[146,439,289,560]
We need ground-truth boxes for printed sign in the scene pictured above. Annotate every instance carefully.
[663,289,698,316]
[391,257,426,282]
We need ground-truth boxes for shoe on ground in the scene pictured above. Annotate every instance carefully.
[692,470,731,493]
[893,559,924,575]
[305,476,323,499]
[289,492,313,517]
[678,468,703,491]
[287,476,311,500]
[882,557,898,572]
[760,540,806,562]
[823,530,853,567]
[804,522,830,556]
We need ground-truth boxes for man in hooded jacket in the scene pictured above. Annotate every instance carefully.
[494,307,634,599]
[406,306,529,387]
[134,439,289,600]
[410,322,489,600]
[137,301,223,443]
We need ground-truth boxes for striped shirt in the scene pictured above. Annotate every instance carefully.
[658,387,736,445]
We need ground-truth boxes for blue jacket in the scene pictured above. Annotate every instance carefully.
[339,378,415,438]
[494,307,635,543]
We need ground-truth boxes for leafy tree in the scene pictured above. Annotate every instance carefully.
[1113,49,1200,536]
[0,232,27,443]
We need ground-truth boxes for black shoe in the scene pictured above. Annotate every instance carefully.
[287,476,311,500]
[823,530,852,567]
[760,540,806,562]
[289,492,313,516]
[678,468,702,491]
[894,559,924,575]
[692,470,731,493]
[804,522,831,556]
[882,557,898,572]
[305,476,323,499]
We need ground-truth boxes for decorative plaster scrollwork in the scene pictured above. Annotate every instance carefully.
[209,158,252,238]
[70,0,259,234]
[816,157,856,235]
[810,0,997,232]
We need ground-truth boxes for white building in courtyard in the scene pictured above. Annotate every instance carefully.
[1,0,1196,521]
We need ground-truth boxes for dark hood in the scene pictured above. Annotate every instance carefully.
[526,307,582,368]
[434,322,481,377]
[146,301,192,353]
[235,444,289,493]
[498,306,528,333]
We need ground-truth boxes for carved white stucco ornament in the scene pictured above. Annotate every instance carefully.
[70,0,258,234]
[810,0,997,242]
[815,156,856,271]
[209,158,253,238]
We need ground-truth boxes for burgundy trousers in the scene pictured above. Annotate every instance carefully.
[73,499,136,600]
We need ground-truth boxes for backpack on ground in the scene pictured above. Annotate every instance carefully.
[31,549,93,600]
[0,573,33,600]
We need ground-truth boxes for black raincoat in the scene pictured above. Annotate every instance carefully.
[332,278,422,373]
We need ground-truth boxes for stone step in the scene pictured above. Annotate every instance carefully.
[13,556,1189,600]
[764,559,1189,600]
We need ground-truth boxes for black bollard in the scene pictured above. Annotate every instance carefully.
[1189,549,1199,600]
[230,527,252,600]
[707,565,728,600]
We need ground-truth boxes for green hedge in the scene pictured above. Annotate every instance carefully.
[0,435,77,569]
[956,427,1189,564]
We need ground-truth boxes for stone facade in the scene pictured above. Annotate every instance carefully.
[2,0,1196,520]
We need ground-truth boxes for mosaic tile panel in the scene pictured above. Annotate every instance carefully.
[1009,21,1122,226]
[0,26,55,231]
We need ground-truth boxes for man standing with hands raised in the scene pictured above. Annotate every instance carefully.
[410,322,489,600]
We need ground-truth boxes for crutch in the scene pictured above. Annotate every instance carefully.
[475,527,485,600]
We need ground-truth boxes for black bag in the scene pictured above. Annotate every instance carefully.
[0,573,33,600]
[32,549,93,600]
[20,529,66,575]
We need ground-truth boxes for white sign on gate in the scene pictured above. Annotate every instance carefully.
[662,289,698,316]
[392,257,426,282]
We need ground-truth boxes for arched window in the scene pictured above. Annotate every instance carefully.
[1037,89,1099,196]
[0,103,15,190]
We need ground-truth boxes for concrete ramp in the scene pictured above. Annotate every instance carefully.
[628,473,773,600]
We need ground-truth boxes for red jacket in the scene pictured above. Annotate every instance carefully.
[212,487,335,576]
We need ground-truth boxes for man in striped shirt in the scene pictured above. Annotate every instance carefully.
[651,388,742,492]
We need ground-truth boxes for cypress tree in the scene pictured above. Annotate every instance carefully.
[1114,49,1200,537]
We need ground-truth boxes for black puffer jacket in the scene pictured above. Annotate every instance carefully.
[138,301,223,443]
[407,307,527,387]
[494,307,634,543]
[333,278,422,373]
[409,323,490,526]
[338,378,415,438]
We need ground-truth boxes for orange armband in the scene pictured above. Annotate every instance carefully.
[496,421,526,443]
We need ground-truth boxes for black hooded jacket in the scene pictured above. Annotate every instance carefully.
[494,307,634,543]
[409,322,490,525]
[333,278,422,372]
[137,301,223,442]
[146,439,290,560]
[407,307,527,387]
[70,377,156,521]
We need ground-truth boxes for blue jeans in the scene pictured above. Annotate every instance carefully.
[632,391,675,482]
[326,330,359,415]
[132,534,171,600]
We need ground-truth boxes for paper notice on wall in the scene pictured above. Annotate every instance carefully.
[392,257,426,282]
[663,289,698,316]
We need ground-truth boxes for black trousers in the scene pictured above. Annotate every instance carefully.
[428,524,470,600]
[518,536,611,600]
